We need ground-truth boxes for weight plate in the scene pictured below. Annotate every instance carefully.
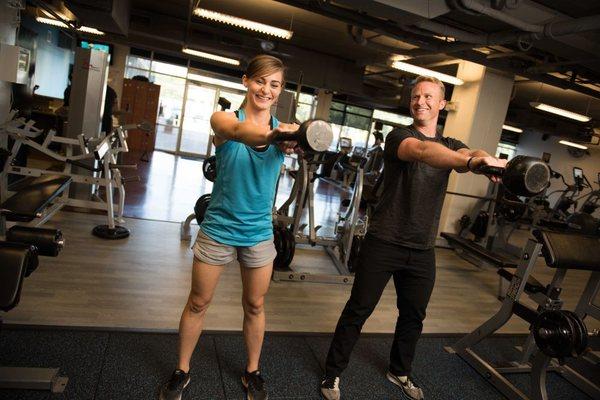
[194,194,211,225]
[203,156,217,182]
[563,310,588,356]
[283,228,296,268]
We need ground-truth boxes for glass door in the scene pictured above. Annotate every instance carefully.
[205,88,246,157]
[179,83,217,156]
[218,89,245,112]
[153,73,186,152]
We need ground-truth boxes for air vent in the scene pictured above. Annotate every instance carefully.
[64,0,130,35]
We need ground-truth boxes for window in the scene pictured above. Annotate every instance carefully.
[126,55,151,70]
[151,60,188,78]
[496,142,517,160]
[295,92,315,121]
[329,102,373,150]
[125,67,149,79]
[372,109,413,126]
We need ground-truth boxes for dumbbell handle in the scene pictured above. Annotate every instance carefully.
[272,131,302,142]
[476,165,505,176]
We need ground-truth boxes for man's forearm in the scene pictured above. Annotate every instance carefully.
[417,140,470,169]
[463,148,491,158]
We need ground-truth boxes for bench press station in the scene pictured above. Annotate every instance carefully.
[446,229,600,400]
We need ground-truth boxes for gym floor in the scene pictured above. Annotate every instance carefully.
[3,150,598,335]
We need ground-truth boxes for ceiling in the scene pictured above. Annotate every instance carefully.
[31,0,600,143]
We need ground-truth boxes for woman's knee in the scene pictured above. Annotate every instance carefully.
[242,296,264,316]
[187,293,212,314]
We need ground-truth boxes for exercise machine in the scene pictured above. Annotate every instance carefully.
[272,150,367,284]
[442,157,551,296]
[0,111,144,239]
[1,217,67,392]
[566,171,599,236]
[446,229,599,400]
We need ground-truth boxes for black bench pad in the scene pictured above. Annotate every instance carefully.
[441,232,518,269]
[533,230,600,271]
[1,174,72,222]
[0,243,34,311]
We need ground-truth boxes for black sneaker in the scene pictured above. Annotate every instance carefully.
[320,376,340,400]
[241,370,268,400]
[158,369,190,400]
[386,372,424,400]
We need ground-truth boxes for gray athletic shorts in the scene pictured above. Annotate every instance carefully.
[192,229,277,268]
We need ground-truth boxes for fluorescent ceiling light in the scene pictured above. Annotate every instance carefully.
[182,47,240,66]
[187,73,246,91]
[559,140,588,150]
[530,102,591,122]
[35,17,105,35]
[390,60,464,86]
[78,26,105,35]
[433,35,456,42]
[502,124,523,133]
[194,8,293,40]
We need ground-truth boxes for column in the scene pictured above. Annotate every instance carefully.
[438,61,514,236]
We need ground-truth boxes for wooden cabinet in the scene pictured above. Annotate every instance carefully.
[120,79,160,152]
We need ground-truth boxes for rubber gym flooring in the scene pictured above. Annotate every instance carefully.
[0,326,597,399]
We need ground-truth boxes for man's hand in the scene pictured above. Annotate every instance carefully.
[469,156,508,183]
[271,122,300,155]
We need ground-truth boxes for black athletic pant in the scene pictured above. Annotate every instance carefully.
[325,234,436,377]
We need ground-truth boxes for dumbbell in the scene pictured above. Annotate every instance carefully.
[272,119,333,152]
[476,155,550,197]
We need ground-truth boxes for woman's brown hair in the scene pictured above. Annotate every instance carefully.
[240,54,285,109]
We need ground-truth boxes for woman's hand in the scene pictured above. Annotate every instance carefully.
[271,123,300,155]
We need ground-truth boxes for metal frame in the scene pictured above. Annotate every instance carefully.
[445,238,600,400]
[1,114,133,233]
[0,367,67,393]
[272,154,366,285]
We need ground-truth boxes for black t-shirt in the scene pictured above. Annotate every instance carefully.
[368,126,468,249]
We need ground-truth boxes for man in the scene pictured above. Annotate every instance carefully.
[320,76,507,400]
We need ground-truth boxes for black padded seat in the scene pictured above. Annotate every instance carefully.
[533,229,600,271]
[1,174,72,222]
[441,232,518,269]
[0,243,35,311]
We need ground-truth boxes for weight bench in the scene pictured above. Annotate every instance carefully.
[441,232,518,269]
[446,230,600,400]
[1,174,72,223]
[0,227,68,393]
[0,235,68,393]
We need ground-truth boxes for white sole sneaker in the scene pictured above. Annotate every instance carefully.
[386,372,424,400]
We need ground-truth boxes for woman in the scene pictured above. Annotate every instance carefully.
[159,55,298,400]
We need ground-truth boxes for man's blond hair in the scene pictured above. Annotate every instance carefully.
[413,76,445,98]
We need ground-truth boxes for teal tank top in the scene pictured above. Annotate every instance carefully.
[200,109,284,246]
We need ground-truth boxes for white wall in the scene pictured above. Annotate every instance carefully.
[0,3,18,124]
[516,131,600,216]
